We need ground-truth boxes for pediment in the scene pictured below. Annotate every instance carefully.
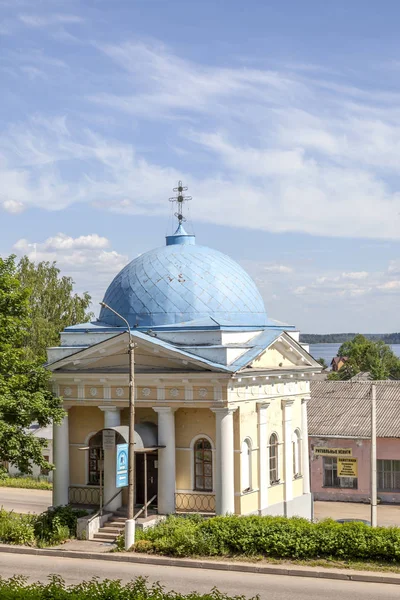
[47,331,230,374]
[235,331,320,372]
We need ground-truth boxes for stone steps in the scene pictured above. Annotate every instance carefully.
[91,515,127,543]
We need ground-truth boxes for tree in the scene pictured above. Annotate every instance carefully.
[17,257,93,362]
[327,334,400,380]
[316,357,328,369]
[0,256,64,473]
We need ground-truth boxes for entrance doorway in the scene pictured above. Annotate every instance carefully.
[135,452,158,506]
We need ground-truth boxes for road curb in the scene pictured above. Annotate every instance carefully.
[0,544,399,586]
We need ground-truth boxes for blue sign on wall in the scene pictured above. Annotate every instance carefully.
[116,443,128,488]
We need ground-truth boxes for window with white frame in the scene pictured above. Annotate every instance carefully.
[241,438,252,492]
[292,429,301,477]
[269,433,279,485]
[193,438,213,491]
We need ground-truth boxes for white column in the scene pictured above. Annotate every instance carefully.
[101,406,121,428]
[153,407,176,514]
[212,408,236,515]
[258,402,270,513]
[100,406,122,512]
[53,410,70,506]
[282,399,294,505]
[301,398,310,495]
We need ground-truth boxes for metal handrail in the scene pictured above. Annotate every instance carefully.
[87,489,123,523]
[134,494,157,520]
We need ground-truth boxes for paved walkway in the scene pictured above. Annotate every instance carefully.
[314,500,400,526]
[0,487,51,513]
[0,552,399,599]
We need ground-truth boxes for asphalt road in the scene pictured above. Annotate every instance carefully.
[0,553,399,600]
[0,488,51,513]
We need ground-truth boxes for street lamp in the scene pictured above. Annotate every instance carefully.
[99,301,136,549]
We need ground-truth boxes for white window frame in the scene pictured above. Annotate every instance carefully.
[269,432,280,485]
[292,428,302,478]
[241,438,252,492]
[190,434,215,493]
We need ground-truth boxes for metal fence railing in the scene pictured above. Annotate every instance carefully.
[175,492,215,514]
[68,486,100,505]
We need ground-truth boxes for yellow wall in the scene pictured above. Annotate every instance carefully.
[293,477,304,498]
[175,408,215,447]
[240,490,259,514]
[68,406,103,444]
[268,482,284,505]
[176,450,191,490]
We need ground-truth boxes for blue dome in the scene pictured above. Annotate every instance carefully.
[99,228,267,328]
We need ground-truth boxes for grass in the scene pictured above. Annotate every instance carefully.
[0,477,52,490]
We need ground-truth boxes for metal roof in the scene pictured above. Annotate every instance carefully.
[98,237,268,329]
[309,381,400,438]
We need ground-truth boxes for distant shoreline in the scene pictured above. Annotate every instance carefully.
[300,333,400,344]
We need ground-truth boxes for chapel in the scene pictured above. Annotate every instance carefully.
[47,183,320,524]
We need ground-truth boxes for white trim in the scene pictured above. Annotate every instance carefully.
[292,428,302,478]
[235,488,259,497]
[176,489,215,494]
[190,434,215,493]
[241,437,252,492]
[269,431,280,484]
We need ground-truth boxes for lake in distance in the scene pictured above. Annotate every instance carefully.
[309,343,400,365]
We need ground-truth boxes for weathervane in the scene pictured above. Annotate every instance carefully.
[169,181,192,224]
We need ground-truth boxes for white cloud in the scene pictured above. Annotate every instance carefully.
[341,271,369,280]
[263,264,293,274]
[13,233,128,308]
[3,41,400,241]
[378,280,400,291]
[1,198,24,213]
[18,13,84,28]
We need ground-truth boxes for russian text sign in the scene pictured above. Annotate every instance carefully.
[337,457,358,477]
[116,443,128,488]
[314,447,352,457]
[103,430,115,450]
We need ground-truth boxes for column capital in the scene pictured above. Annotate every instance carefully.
[257,401,270,410]
[153,406,177,414]
[211,406,237,415]
[301,397,311,404]
[98,405,121,413]
[281,398,295,409]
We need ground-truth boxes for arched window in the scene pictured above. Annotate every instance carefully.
[194,438,213,491]
[293,429,302,477]
[269,433,279,485]
[88,432,103,485]
[241,438,252,492]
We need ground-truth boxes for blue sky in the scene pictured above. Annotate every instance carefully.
[2,0,400,333]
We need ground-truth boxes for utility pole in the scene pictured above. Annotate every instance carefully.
[126,338,135,548]
[100,301,136,549]
[371,383,377,527]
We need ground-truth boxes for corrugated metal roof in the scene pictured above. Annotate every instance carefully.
[309,381,400,438]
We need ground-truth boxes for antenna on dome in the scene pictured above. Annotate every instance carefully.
[169,181,192,224]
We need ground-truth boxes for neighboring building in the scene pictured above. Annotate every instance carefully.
[47,185,321,519]
[5,424,53,481]
[309,381,400,503]
[330,356,348,372]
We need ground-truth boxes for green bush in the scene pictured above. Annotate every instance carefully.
[132,514,400,563]
[0,506,87,547]
[34,505,88,546]
[0,576,256,600]
[0,509,36,545]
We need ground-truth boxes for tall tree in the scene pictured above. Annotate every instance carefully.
[0,256,64,473]
[328,334,400,380]
[17,257,93,362]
